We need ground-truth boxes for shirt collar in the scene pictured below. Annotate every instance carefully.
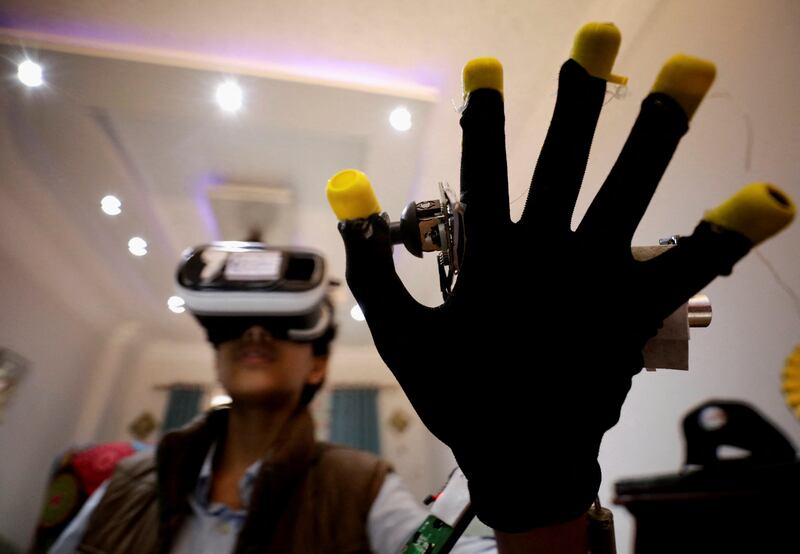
[193,442,264,512]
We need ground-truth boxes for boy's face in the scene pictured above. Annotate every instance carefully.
[216,325,326,409]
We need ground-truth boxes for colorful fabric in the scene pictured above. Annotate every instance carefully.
[71,442,137,495]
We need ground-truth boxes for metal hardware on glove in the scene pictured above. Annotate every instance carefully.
[658,235,681,245]
[587,497,617,554]
[388,182,465,299]
[687,294,712,327]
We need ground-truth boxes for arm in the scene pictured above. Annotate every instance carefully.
[494,516,588,554]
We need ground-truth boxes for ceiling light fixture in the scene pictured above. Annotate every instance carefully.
[17,60,43,87]
[215,80,243,112]
[167,296,186,314]
[389,106,412,131]
[350,303,366,322]
[128,236,148,256]
[101,195,122,216]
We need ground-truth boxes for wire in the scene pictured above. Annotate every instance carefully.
[707,91,754,172]
[509,186,529,206]
[755,248,800,325]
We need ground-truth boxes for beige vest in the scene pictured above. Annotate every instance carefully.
[78,407,391,554]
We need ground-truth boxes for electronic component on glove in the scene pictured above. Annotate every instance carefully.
[389,183,464,299]
[404,467,474,554]
[326,169,464,299]
[635,244,712,370]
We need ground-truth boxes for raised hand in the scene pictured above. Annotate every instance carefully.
[326,22,795,532]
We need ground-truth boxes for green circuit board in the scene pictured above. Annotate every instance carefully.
[402,515,455,554]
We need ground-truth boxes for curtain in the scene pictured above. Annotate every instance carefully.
[161,385,203,434]
[329,387,381,455]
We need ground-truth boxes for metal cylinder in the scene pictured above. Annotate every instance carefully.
[688,294,712,327]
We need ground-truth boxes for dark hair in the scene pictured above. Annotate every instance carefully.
[300,322,337,406]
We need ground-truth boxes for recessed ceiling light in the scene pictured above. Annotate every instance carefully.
[350,303,366,322]
[389,107,412,131]
[17,60,43,87]
[128,236,148,256]
[101,195,122,216]
[167,296,186,314]
[215,80,243,112]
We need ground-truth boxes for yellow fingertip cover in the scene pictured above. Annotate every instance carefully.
[463,57,503,98]
[571,22,628,85]
[326,169,381,221]
[703,183,796,245]
[651,54,716,120]
[783,345,800,419]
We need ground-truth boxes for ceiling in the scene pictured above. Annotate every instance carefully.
[0,37,439,345]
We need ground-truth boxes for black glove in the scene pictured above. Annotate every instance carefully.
[330,23,795,532]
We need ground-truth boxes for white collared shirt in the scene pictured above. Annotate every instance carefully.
[49,444,496,554]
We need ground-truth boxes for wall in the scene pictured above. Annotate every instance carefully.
[104,338,215,443]
[0,256,104,549]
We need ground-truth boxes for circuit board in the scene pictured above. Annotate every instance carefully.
[402,515,455,554]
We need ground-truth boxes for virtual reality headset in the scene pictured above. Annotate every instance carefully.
[176,242,335,345]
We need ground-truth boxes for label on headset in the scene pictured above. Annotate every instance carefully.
[225,251,283,281]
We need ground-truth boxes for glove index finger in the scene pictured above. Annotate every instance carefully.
[463,57,504,99]
[460,57,510,245]
[519,22,620,231]
[651,54,716,121]
[571,21,628,85]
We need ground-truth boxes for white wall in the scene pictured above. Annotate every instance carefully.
[0,256,104,549]
[104,338,216,442]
